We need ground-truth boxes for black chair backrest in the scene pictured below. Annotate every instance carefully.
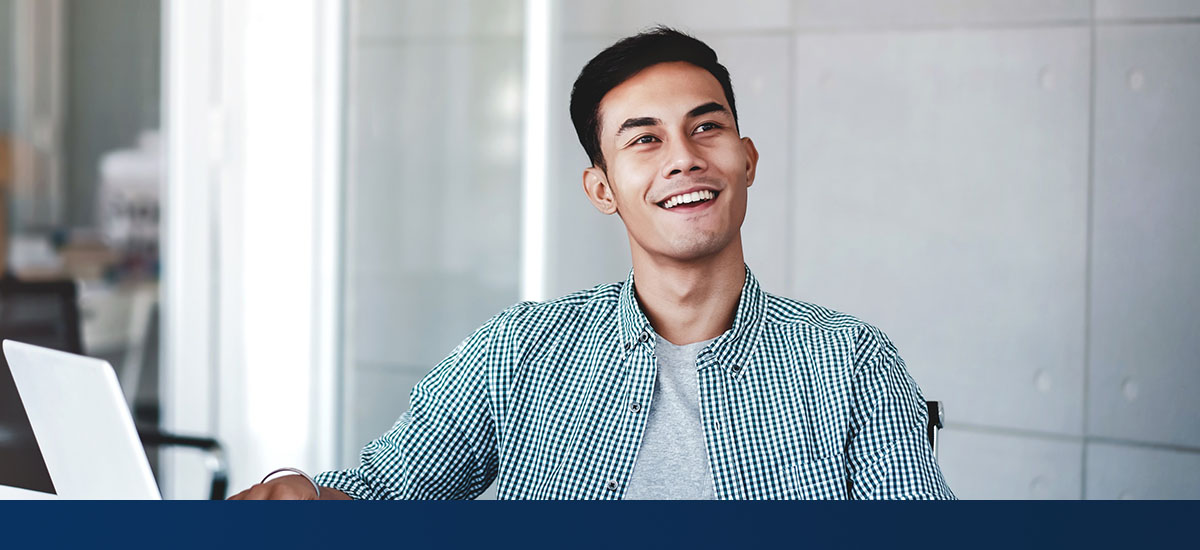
[0,279,82,352]
[0,278,82,494]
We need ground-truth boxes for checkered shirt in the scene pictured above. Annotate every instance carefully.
[315,266,956,500]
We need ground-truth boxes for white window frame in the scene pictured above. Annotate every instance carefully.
[161,0,343,499]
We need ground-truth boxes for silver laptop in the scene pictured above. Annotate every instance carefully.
[1,340,161,499]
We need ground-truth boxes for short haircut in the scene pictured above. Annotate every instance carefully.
[569,26,739,171]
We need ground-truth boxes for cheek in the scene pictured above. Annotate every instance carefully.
[608,165,653,203]
[613,155,658,181]
[711,145,747,175]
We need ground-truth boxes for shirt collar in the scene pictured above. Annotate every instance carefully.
[618,265,766,377]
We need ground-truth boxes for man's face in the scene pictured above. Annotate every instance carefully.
[583,61,758,264]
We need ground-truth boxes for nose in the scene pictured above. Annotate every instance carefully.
[661,137,707,179]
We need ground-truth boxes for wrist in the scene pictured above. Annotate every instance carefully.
[260,467,321,499]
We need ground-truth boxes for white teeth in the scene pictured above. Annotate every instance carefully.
[662,190,715,209]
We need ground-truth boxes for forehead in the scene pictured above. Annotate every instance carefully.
[597,62,728,133]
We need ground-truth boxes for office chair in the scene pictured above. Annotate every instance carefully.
[0,277,228,499]
[0,279,73,494]
[926,400,944,458]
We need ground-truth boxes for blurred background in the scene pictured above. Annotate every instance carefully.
[0,0,1197,499]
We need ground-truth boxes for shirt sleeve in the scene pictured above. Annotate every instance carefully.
[312,313,502,500]
[845,324,956,500]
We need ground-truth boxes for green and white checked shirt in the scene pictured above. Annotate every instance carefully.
[315,267,955,500]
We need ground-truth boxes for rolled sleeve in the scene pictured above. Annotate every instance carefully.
[846,324,956,500]
[314,314,502,500]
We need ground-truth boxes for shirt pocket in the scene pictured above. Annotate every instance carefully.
[789,454,848,500]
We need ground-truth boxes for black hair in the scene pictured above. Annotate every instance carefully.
[569,26,739,171]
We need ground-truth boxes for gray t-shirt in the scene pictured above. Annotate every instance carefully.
[623,335,717,500]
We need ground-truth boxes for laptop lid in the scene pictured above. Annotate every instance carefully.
[2,340,161,500]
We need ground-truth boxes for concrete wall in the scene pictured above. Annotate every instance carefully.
[340,0,525,466]
[342,0,1200,499]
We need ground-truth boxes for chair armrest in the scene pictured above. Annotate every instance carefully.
[926,400,944,430]
[925,400,944,458]
[138,428,228,500]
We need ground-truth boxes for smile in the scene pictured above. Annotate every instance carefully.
[658,189,718,210]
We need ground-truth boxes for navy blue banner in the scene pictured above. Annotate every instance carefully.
[1,501,1193,548]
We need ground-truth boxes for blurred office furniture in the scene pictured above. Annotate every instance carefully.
[78,279,158,409]
[0,277,227,499]
[5,234,65,279]
[927,401,944,458]
[97,130,161,279]
[1,137,10,275]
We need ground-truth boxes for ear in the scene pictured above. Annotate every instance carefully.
[741,137,760,189]
[582,166,619,215]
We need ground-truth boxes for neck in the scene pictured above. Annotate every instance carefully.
[629,236,747,346]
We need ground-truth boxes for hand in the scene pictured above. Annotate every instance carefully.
[228,474,338,500]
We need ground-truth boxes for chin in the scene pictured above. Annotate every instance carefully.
[663,232,733,262]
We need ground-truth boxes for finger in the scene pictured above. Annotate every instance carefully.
[228,484,266,500]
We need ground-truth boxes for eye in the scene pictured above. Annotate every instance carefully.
[694,122,722,134]
[632,134,660,145]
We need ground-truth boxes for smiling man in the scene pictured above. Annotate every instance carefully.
[231,27,954,500]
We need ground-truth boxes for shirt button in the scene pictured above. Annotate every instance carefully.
[731,364,742,374]
[606,480,618,491]
[629,402,641,413]
[623,341,631,350]
[639,331,649,343]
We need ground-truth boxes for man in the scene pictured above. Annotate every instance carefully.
[232,27,954,500]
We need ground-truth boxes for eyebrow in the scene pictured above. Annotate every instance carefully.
[614,102,731,137]
[615,116,661,136]
[687,101,728,118]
